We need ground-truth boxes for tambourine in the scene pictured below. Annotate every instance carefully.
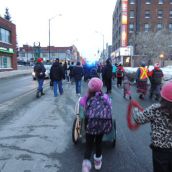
[127,100,144,130]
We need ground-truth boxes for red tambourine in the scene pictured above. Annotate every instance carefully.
[127,100,144,130]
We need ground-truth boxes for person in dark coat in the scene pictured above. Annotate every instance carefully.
[34,57,46,98]
[103,59,113,94]
[73,61,84,95]
[116,64,125,87]
[68,62,75,83]
[50,58,65,97]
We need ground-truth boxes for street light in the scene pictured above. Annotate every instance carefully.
[159,53,164,67]
[48,14,62,61]
[95,31,104,60]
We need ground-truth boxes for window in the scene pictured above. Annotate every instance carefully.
[145,0,151,4]
[158,0,164,4]
[129,23,134,32]
[0,28,11,44]
[158,10,163,18]
[130,10,135,18]
[144,23,151,32]
[0,56,12,69]
[130,0,135,4]
[170,10,172,18]
[170,0,172,4]
[169,23,172,31]
[145,10,151,18]
[157,23,163,31]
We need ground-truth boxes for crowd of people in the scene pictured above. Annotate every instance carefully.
[33,57,172,172]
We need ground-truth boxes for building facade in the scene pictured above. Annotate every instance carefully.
[0,17,17,71]
[18,45,80,63]
[112,0,172,66]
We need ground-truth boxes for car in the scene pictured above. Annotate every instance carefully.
[32,64,52,80]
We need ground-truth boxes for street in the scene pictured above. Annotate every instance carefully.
[0,77,156,172]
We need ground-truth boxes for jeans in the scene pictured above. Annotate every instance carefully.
[152,149,172,172]
[84,134,103,159]
[75,80,81,94]
[37,79,44,92]
[53,80,63,96]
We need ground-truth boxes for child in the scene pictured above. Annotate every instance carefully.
[123,76,132,100]
[133,81,172,172]
[80,77,112,172]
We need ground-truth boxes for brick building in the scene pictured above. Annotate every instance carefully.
[112,0,172,65]
[0,17,17,71]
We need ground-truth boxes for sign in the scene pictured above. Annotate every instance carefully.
[0,47,14,54]
[120,46,133,56]
[121,0,128,47]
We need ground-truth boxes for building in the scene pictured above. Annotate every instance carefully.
[0,17,17,71]
[112,0,172,66]
[18,44,80,63]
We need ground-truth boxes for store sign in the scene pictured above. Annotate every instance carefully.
[121,0,128,47]
[120,47,132,56]
[0,47,14,54]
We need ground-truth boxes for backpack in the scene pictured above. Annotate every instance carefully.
[117,69,123,77]
[34,64,43,78]
[85,92,112,135]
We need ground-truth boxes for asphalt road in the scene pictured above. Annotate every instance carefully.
[0,80,157,172]
[0,76,49,104]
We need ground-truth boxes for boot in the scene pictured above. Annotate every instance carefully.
[82,160,91,172]
[41,90,45,96]
[94,154,102,170]
[36,91,40,98]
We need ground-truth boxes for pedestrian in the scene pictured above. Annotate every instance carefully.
[136,61,149,99]
[112,63,117,80]
[123,75,132,100]
[63,61,68,80]
[90,67,99,78]
[103,59,113,94]
[116,63,125,87]
[34,57,46,98]
[80,77,112,172]
[132,81,172,172]
[73,61,84,96]
[50,58,65,97]
[148,63,163,101]
[68,61,75,84]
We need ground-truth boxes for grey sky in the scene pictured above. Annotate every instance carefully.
[0,0,116,60]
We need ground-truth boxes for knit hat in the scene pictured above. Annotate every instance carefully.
[37,58,43,63]
[160,81,172,102]
[88,77,103,92]
[154,63,160,68]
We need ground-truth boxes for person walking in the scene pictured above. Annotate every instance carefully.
[132,81,172,172]
[116,64,124,87]
[73,61,84,96]
[50,58,65,97]
[103,59,113,94]
[148,63,163,101]
[34,58,46,98]
[80,78,112,172]
[112,63,117,80]
[136,61,149,99]
[68,61,75,84]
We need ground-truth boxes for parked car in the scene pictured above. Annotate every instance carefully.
[32,64,51,80]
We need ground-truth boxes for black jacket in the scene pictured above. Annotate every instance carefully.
[104,63,113,80]
[50,62,65,81]
[34,62,46,79]
[73,65,84,81]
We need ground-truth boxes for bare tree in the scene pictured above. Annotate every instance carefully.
[129,30,172,60]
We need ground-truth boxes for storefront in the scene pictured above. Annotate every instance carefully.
[0,17,17,71]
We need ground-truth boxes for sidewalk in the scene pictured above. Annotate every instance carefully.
[0,67,32,79]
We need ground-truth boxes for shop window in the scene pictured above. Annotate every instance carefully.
[0,56,12,68]
[129,23,134,32]
[170,0,172,4]
[0,28,11,44]
[130,0,135,4]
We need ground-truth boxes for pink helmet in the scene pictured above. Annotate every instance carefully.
[160,81,172,102]
[88,77,103,92]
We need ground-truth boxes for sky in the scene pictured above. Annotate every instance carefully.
[0,0,116,60]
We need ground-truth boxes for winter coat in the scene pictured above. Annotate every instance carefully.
[103,63,113,80]
[34,62,46,79]
[50,62,65,81]
[134,103,172,149]
[149,68,163,85]
[73,65,84,81]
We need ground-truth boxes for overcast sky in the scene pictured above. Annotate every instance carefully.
[0,0,116,60]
